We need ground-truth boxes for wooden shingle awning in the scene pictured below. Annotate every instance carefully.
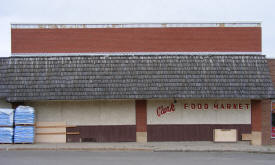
[1,54,275,102]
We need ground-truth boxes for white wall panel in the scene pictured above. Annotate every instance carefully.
[27,100,135,126]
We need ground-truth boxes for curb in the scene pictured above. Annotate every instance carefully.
[153,149,275,154]
[1,147,275,153]
[0,147,154,152]
[56,148,153,151]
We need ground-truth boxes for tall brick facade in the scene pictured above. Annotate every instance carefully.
[11,27,261,53]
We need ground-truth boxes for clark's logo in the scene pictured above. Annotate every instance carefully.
[156,103,175,117]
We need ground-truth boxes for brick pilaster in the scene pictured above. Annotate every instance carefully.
[261,99,272,145]
[135,100,147,143]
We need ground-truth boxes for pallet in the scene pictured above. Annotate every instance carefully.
[36,122,66,127]
[0,143,13,144]
[36,132,66,135]
[15,124,34,126]
[14,142,33,144]
[36,125,65,128]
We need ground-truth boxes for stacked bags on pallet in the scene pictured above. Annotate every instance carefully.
[14,126,34,143]
[0,109,14,143]
[14,106,35,143]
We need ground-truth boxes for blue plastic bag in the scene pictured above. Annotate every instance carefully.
[0,109,14,126]
[0,127,13,143]
[15,106,35,125]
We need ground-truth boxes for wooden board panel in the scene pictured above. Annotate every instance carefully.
[36,122,66,127]
[36,132,66,135]
[36,127,66,134]
[35,122,66,143]
[251,131,262,145]
[242,133,252,141]
[35,134,66,143]
[214,129,237,142]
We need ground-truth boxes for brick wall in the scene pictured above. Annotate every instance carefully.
[251,100,262,131]
[261,100,274,145]
[251,99,274,145]
[12,27,261,53]
[268,59,275,86]
[135,100,147,132]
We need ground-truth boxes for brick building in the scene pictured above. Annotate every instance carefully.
[0,22,275,145]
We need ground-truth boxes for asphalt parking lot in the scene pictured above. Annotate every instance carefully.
[0,151,275,165]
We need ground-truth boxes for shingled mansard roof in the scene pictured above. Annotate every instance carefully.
[0,58,9,98]
[0,55,275,102]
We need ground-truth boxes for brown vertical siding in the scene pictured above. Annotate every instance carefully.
[136,100,147,132]
[66,126,81,142]
[251,100,262,131]
[147,124,251,141]
[12,27,261,53]
[66,125,136,142]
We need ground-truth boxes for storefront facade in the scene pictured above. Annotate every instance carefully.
[20,99,253,142]
[1,23,275,145]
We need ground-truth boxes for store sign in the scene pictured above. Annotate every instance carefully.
[156,102,250,117]
[183,103,250,110]
[156,103,175,117]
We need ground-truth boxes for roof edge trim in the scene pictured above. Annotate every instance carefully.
[11,52,262,57]
[11,22,261,29]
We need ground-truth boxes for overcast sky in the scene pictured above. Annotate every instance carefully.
[0,0,275,57]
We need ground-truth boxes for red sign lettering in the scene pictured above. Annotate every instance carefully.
[184,104,189,109]
[228,104,232,109]
[239,104,243,109]
[198,104,202,109]
[156,103,249,116]
[156,103,175,117]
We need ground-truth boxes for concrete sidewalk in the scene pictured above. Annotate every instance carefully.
[1,141,275,153]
